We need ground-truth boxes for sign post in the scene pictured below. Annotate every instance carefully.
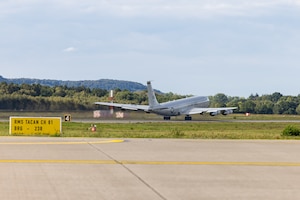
[64,114,71,122]
[9,117,62,136]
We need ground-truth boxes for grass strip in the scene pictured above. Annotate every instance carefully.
[1,121,300,139]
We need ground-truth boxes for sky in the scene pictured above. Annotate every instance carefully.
[1,0,300,97]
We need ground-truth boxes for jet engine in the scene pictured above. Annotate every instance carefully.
[209,111,220,116]
[221,110,233,115]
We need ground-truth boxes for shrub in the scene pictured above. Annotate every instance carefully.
[282,125,300,136]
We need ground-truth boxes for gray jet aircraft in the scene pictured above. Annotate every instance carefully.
[95,81,237,120]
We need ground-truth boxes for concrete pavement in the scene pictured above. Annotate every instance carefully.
[1,137,300,199]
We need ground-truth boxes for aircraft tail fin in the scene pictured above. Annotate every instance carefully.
[147,81,160,108]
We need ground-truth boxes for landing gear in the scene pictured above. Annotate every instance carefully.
[163,116,171,120]
[185,115,192,121]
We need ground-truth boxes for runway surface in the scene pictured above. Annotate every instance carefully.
[1,137,300,200]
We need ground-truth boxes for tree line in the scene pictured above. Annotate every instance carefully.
[210,92,300,115]
[0,82,300,114]
[0,76,147,91]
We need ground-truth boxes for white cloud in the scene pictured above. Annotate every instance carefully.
[63,47,77,52]
[66,0,300,18]
[1,0,300,19]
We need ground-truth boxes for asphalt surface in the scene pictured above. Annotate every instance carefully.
[1,137,300,200]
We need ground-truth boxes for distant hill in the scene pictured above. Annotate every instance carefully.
[0,75,148,92]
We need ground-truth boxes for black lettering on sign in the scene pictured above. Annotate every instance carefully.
[26,120,39,124]
[34,126,43,131]
[14,126,23,131]
[14,120,24,124]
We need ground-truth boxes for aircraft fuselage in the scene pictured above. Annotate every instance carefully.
[150,96,209,116]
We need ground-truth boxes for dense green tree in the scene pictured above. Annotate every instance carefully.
[226,96,240,107]
[210,93,228,107]
[273,96,298,114]
[53,86,67,97]
[7,83,20,94]
[115,90,134,103]
[248,93,259,100]
[91,88,108,97]
[270,92,283,102]
[254,100,274,114]
[1,81,300,114]
[40,86,53,97]
[296,104,300,114]
[239,100,256,113]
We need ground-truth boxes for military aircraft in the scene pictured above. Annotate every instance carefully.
[95,81,237,120]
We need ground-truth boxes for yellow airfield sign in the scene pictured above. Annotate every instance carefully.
[10,117,62,135]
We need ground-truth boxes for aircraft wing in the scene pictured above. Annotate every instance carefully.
[182,107,237,115]
[95,102,149,111]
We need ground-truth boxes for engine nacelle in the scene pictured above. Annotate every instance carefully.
[210,111,219,116]
[221,109,233,115]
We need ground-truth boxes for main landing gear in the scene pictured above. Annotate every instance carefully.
[184,115,192,121]
[163,116,171,120]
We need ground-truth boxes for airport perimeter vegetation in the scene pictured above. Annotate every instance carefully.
[1,111,300,139]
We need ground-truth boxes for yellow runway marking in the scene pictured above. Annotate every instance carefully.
[121,161,300,166]
[0,139,124,145]
[0,160,118,164]
[1,160,300,166]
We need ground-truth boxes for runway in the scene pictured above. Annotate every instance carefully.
[1,137,300,200]
[73,118,300,123]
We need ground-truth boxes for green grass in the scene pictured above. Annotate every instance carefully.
[2,111,300,121]
[1,111,300,139]
[1,121,300,139]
